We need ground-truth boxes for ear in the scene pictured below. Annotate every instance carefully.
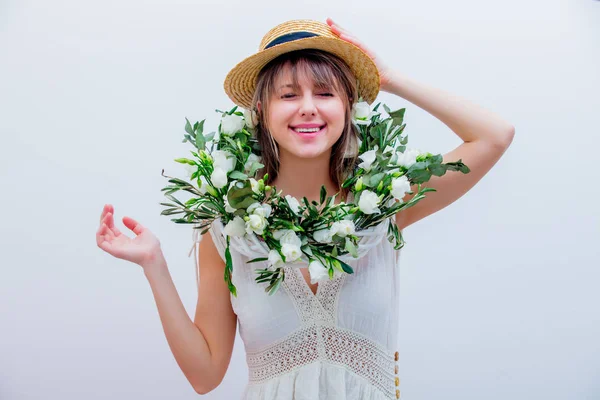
[256,101,262,114]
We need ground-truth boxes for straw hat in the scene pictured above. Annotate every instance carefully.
[223,19,380,110]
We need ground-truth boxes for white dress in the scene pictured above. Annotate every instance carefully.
[191,212,404,400]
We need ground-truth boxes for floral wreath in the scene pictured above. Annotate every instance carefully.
[160,99,470,296]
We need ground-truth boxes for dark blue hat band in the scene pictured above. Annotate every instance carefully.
[264,31,319,49]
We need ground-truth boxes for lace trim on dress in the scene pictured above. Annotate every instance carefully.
[281,265,347,325]
[246,323,397,399]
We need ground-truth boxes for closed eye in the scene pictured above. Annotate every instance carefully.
[281,93,334,99]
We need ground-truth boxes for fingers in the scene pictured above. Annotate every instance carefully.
[96,222,115,251]
[327,18,352,37]
[99,204,114,227]
[99,222,115,240]
[122,216,144,236]
[102,211,123,237]
[326,17,345,31]
[327,18,367,51]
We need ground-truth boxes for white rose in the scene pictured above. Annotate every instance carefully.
[220,113,245,136]
[267,249,284,269]
[243,108,259,129]
[212,150,236,173]
[308,259,329,284]
[244,153,260,173]
[395,148,421,168]
[245,214,268,235]
[358,148,377,171]
[210,167,228,189]
[223,216,246,237]
[390,175,412,201]
[331,220,355,237]
[313,228,333,243]
[352,101,372,126]
[285,195,300,214]
[247,202,271,218]
[358,190,382,215]
[281,243,302,262]
[352,101,371,119]
[274,229,302,247]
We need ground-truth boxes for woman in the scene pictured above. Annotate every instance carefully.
[96,18,514,399]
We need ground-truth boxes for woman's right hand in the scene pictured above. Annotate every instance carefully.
[96,204,163,268]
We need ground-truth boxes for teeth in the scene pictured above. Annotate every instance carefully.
[293,127,322,133]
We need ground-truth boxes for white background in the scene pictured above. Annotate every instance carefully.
[1,0,599,399]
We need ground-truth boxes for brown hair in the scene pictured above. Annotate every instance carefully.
[250,49,360,202]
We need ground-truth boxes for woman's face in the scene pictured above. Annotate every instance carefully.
[262,62,346,160]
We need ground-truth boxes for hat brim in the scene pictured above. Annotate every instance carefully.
[223,36,380,110]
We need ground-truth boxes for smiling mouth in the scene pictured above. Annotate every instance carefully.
[290,124,327,136]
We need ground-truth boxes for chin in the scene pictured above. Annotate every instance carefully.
[282,144,330,160]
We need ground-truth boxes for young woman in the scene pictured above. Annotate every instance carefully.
[96,18,514,399]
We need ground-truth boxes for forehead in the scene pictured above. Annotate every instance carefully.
[272,61,336,91]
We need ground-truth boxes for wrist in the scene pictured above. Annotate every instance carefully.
[141,251,167,276]
[380,69,403,94]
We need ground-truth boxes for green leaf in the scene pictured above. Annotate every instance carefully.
[369,172,385,187]
[387,107,406,126]
[246,257,268,263]
[249,162,264,177]
[195,119,205,135]
[229,171,248,180]
[228,180,256,209]
[185,118,193,135]
[266,278,282,295]
[195,120,206,149]
[345,237,358,257]
[224,242,237,297]
[338,259,354,274]
[302,245,314,256]
[320,185,327,205]
[205,131,216,142]
[407,168,432,184]
[428,164,446,176]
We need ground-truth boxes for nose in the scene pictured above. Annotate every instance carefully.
[299,95,317,116]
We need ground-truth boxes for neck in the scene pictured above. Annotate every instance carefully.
[270,148,343,203]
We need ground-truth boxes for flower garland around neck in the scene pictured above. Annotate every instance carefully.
[160,99,470,296]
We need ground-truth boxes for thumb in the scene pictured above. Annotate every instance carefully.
[122,216,144,236]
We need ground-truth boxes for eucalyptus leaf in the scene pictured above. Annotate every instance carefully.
[195,131,205,150]
[185,117,193,135]
[229,171,248,180]
[249,162,264,177]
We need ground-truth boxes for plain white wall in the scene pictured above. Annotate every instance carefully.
[1,0,598,399]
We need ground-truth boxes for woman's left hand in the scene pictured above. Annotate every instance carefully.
[326,17,393,93]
